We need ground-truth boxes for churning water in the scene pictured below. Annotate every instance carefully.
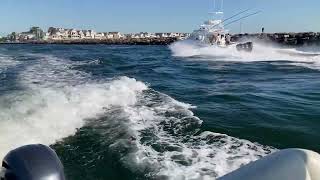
[0,44,319,180]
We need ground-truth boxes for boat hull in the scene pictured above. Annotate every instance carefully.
[236,42,253,52]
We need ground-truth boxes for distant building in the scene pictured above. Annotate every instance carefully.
[104,33,113,39]
[47,27,69,40]
[29,27,44,39]
[19,32,35,40]
[94,32,105,39]
[83,30,93,39]
[107,32,124,39]
[128,33,141,39]
[8,27,45,41]
[88,30,96,39]
[137,32,156,38]
[70,29,80,39]
[78,30,85,39]
[155,33,168,38]
[7,26,190,42]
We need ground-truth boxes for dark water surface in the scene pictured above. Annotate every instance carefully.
[0,44,319,180]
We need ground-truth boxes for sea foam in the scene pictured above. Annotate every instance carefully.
[170,40,320,69]
[0,52,275,179]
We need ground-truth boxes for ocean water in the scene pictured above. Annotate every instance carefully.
[0,43,319,180]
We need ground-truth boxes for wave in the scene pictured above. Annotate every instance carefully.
[0,55,20,76]
[0,52,275,179]
[0,76,147,159]
[169,40,320,69]
[0,53,147,158]
[108,90,275,179]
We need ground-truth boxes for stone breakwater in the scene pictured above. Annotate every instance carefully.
[1,37,179,45]
[2,33,320,46]
[231,32,320,46]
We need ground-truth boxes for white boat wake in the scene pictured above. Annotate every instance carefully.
[170,40,320,70]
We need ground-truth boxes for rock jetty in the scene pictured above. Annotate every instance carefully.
[2,37,179,45]
[2,33,320,46]
[231,32,320,46]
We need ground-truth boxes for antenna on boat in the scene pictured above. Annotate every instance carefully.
[210,0,224,19]
[224,11,261,27]
[221,9,251,25]
[210,8,252,29]
[220,0,224,13]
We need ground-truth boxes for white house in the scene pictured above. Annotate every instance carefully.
[43,32,50,40]
[155,33,169,38]
[18,33,35,40]
[89,30,96,39]
[94,32,105,39]
[129,33,141,39]
[60,29,69,39]
[168,32,180,37]
[83,30,90,39]
[70,29,80,39]
[108,32,124,39]
[78,30,85,39]
[46,28,70,40]
[44,27,132,40]
[78,30,95,39]
[103,33,113,39]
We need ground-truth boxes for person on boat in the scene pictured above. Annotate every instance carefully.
[210,34,217,45]
[216,33,221,45]
[226,34,231,45]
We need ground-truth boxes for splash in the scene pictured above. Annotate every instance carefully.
[0,76,148,159]
[0,53,147,159]
[106,90,275,179]
[170,40,320,69]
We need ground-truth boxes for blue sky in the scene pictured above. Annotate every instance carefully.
[0,0,319,36]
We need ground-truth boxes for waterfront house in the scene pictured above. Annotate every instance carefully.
[104,33,113,39]
[108,32,124,39]
[168,32,181,38]
[78,30,85,39]
[82,30,96,39]
[129,33,142,39]
[155,33,168,38]
[43,32,50,40]
[89,30,96,39]
[82,30,90,39]
[70,29,80,39]
[136,33,145,38]
[18,32,35,41]
[29,27,44,39]
[94,32,105,39]
[138,32,156,38]
[10,27,45,41]
[47,27,69,40]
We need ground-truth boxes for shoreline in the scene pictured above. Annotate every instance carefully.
[0,37,179,45]
[1,32,320,46]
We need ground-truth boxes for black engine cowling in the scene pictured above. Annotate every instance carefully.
[1,144,65,180]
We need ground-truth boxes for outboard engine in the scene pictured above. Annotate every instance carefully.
[236,42,253,52]
[0,144,65,180]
